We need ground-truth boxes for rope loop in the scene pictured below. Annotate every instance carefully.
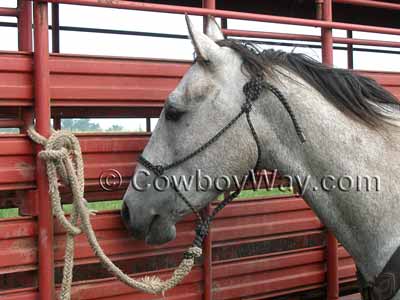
[27,126,202,300]
[39,148,69,161]
[243,74,264,102]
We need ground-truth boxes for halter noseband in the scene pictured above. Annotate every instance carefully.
[137,74,306,252]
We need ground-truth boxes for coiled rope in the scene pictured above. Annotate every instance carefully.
[27,126,202,299]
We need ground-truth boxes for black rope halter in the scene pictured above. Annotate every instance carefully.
[137,73,306,255]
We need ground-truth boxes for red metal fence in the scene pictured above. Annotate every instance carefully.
[0,1,399,299]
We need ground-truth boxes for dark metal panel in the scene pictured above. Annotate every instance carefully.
[48,56,187,108]
[0,133,149,195]
[0,289,38,300]
[0,198,344,300]
[0,53,190,109]
[0,54,398,112]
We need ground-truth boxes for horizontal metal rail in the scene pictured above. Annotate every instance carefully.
[225,29,400,49]
[0,21,188,40]
[1,21,400,56]
[41,0,400,36]
[0,7,18,17]
[334,0,400,11]
[0,119,24,128]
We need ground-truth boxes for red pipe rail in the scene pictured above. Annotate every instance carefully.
[224,29,400,49]
[0,7,18,17]
[0,119,24,128]
[202,3,214,300]
[321,1,339,299]
[33,2,55,300]
[17,0,32,51]
[42,0,400,36]
[322,0,334,64]
[17,0,33,136]
[203,204,213,300]
[334,0,400,11]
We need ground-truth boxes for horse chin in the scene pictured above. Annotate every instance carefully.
[144,216,176,245]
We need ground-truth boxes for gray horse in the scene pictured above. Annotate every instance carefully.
[122,16,400,298]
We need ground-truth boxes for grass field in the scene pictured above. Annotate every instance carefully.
[0,188,292,219]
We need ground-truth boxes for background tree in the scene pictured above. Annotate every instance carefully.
[61,119,101,132]
[0,119,131,133]
[0,128,19,133]
[106,124,124,132]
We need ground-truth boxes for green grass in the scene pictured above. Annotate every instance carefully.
[62,200,122,214]
[0,188,293,219]
[217,187,293,200]
[236,187,293,199]
[0,208,19,218]
[0,201,123,219]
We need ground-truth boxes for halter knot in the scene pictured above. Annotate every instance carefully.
[243,76,264,102]
[241,102,252,113]
[153,165,165,177]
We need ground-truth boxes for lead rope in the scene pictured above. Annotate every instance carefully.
[27,127,202,299]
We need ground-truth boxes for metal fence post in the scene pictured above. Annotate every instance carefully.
[17,0,32,51]
[201,3,215,299]
[321,1,339,299]
[33,1,55,299]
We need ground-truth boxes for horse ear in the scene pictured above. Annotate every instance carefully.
[185,14,220,62]
[205,16,224,41]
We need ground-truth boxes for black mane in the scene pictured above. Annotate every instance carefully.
[217,39,400,127]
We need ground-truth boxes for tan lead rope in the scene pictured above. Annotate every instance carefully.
[27,127,202,299]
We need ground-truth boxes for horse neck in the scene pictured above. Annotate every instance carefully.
[254,71,400,281]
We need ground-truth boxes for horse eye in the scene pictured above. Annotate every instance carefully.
[165,105,184,121]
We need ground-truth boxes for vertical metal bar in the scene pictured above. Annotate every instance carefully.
[146,118,151,132]
[202,0,216,32]
[17,0,32,51]
[53,117,61,130]
[21,108,34,134]
[315,0,323,20]
[221,18,227,30]
[322,0,334,65]
[202,0,216,10]
[327,232,339,300]
[33,2,55,299]
[221,11,227,38]
[201,1,215,298]
[321,2,339,299]
[347,30,354,69]
[51,3,60,53]
[203,203,212,300]
[17,0,33,137]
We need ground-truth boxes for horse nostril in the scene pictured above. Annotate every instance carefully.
[121,202,130,228]
[121,201,154,240]
[149,214,160,233]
